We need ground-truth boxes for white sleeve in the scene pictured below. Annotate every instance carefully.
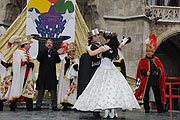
[0,53,5,61]
[101,45,110,51]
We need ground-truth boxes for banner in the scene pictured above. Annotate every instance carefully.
[27,0,76,59]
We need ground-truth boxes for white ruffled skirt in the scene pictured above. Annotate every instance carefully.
[73,58,140,111]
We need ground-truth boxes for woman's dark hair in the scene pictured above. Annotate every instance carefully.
[103,32,120,58]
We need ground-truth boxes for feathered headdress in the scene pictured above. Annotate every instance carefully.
[8,35,33,48]
[67,42,77,53]
[145,34,157,52]
[59,42,69,54]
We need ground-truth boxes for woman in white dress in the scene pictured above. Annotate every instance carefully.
[73,31,140,118]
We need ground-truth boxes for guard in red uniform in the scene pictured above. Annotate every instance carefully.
[134,34,166,113]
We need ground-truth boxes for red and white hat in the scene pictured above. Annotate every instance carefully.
[8,35,33,48]
[145,34,157,52]
[58,42,69,54]
[67,42,77,53]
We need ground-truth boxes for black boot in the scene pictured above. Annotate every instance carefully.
[26,100,33,111]
[9,101,16,111]
[122,110,126,112]
[0,100,4,111]
[93,112,101,118]
[62,103,71,111]
[34,106,41,111]
[62,105,68,111]
[52,106,60,111]
[145,109,150,113]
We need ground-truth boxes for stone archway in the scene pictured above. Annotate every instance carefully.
[155,32,180,110]
[155,33,180,76]
[156,27,180,47]
[155,27,180,76]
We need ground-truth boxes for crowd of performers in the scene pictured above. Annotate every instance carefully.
[0,29,167,118]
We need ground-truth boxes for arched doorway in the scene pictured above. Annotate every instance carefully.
[155,34,180,76]
[155,34,180,110]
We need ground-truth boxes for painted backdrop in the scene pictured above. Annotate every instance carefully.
[27,0,76,59]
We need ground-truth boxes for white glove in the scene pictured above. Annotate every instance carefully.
[121,38,128,45]
[86,46,91,51]
[57,48,65,54]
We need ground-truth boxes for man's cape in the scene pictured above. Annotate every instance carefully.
[134,56,166,104]
[77,53,91,98]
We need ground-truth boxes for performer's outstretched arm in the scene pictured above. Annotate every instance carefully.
[86,46,105,56]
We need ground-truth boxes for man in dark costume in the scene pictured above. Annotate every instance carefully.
[77,29,102,118]
[135,34,167,113]
[77,29,102,98]
[34,39,61,111]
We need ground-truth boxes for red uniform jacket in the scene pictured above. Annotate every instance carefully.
[134,56,166,104]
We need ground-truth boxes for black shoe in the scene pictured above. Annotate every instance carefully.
[26,100,33,111]
[158,109,168,113]
[62,107,68,111]
[145,110,149,113]
[27,108,33,111]
[52,107,60,111]
[158,110,164,113]
[0,101,4,111]
[10,108,15,111]
[34,106,41,111]
[62,105,72,111]
[93,112,101,118]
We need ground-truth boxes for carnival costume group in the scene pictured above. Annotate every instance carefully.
[0,28,167,118]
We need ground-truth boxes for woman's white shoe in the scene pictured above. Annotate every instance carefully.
[103,109,110,118]
[114,109,118,118]
[115,112,118,118]
[109,109,115,118]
